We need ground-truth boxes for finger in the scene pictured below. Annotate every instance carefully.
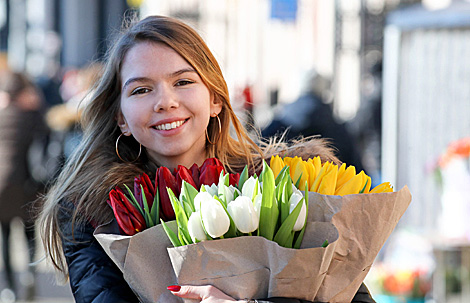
[169,285,205,300]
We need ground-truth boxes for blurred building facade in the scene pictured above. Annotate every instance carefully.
[382,1,470,235]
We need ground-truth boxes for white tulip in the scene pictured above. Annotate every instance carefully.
[203,184,219,197]
[227,196,259,233]
[289,191,307,231]
[223,185,240,204]
[200,197,230,238]
[241,176,260,201]
[253,194,262,219]
[187,211,208,242]
[193,192,214,212]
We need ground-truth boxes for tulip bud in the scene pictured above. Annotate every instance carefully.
[219,184,239,204]
[189,163,200,189]
[270,155,285,179]
[109,188,146,235]
[158,166,179,220]
[335,165,356,191]
[370,182,393,193]
[187,211,208,242]
[134,173,155,210]
[199,165,224,186]
[200,197,230,238]
[202,184,218,197]
[289,157,306,189]
[317,164,338,195]
[176,165,198,192]
[289,189,307,231]
[227,196,259,233]
[200,157,224,173]
[229,173,240,187]
[241,176,260,201]
[335,171,364,196]
[194,191,214,211]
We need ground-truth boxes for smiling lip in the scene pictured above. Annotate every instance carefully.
[152,118,188,131]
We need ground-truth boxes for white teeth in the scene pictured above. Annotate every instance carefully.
[155,120,185,130]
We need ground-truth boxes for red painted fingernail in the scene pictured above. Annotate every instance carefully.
[167,285,181,292]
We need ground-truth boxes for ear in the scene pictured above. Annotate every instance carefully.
[209,94,223,116]
[116,112,130,134]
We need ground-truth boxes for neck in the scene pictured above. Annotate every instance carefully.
[148,149,207,171]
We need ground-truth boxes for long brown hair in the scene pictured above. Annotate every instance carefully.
[38,15,338,277]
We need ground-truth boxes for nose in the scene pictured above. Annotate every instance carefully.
[153,84,179,112]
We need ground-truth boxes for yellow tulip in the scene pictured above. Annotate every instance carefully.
[317,164,338,195]
[305,160,316,189]
[337,163,346,179]
[335,172,364,196]
[283,157,293,166]
[310,161,332,192]
[335,165,356,191]
[270,155,285,179]
[290,157,309,191]
[370,182,393,193]
[308,156,322,177]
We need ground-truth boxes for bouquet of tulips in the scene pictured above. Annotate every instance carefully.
[96,156,411,303]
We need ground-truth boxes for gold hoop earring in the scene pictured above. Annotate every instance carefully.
[205,114,221,145]
[116,133,142,163]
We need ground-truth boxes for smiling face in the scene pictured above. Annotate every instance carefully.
[117,41,222,169]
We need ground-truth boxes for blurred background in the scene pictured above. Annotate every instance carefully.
[0,0,469,302]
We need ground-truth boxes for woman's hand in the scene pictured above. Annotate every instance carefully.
[168,285,246,303]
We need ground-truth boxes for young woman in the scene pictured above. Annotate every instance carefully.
[38,15,374,303]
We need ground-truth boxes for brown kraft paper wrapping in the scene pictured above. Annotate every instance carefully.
[94,186,411,303]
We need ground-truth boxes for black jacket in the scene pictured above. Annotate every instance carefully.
[60,206,375,303]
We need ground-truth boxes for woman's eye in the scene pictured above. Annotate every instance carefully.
[175,80,194,86]
[130,87,151,95]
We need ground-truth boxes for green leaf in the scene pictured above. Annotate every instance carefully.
[150,187,160,225]
[273,195,304,248]
[179,226,192,245]
[294,182,309,249]
[258,160,277,241]
[294,172,303,188]
[123,184,144,215]
[238,165,249,189]
[218,173,231,207]
[140,185,154,227]
[279,176,291,224]
[274,166,289,186]
[181,195,194,219]
[359,179,369,194]
[167,188,191,245]
[160,219,181,247]
[322,239,329,248]
[180,180,198,210]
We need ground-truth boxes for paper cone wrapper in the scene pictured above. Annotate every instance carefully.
[95,186,411,303]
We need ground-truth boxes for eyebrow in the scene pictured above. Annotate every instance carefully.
[122,68,198,91]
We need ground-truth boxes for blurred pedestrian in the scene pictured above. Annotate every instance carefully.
[262,69,364,171]
[0,70,46,301]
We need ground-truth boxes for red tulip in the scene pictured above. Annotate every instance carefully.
[175,165,198,192]
[134,173,155,210]
[189,163,200,189]
[199,165,224,186]
[229,173,240,187]
[108,187,146,236]
[199,158,225,186]
[157,166,178,221]
[200,158,224,174]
